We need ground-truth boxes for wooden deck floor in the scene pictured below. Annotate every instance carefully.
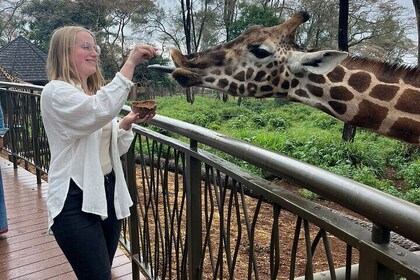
[0,158,137,280]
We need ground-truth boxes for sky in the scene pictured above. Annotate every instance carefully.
[398,0,415,9]
[395,0,417,63]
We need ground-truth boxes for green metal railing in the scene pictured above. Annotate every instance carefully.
[1,81,419,280]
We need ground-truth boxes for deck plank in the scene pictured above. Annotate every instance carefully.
[0,158,136,279]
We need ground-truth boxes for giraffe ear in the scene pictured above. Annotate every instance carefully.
[288,50,348,75]
[170,48,188,68]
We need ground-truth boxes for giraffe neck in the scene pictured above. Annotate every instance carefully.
[287,57,420,145]
[0,66,26,84]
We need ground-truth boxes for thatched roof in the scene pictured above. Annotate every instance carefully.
[0,36,47,85]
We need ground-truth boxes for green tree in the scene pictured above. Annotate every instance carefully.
[134,55,177,89]
[230,3,280,39]
[21,0,109,51]
[20,0,159,81]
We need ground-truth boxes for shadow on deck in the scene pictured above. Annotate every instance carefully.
[0,158,135,280]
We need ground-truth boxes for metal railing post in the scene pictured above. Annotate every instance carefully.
[359,224,394,279]
[372,224,394,280]
[125,141,140,280]
[186,139,202,280]
[5,91,17,168]
[29,94,42,184]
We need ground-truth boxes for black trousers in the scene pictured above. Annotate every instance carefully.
[51,172,121,280]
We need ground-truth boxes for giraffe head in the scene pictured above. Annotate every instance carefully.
[170,11,348,98]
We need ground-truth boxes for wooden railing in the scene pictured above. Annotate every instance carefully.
[1,81,420,280]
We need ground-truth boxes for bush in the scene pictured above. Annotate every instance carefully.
[403,188,420,205]
[252,115,266,127]
[268,117,289,131]
[398,160,420,189]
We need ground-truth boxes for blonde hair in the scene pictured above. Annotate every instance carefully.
[46,26,105,93]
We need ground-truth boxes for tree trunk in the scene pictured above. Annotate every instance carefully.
[413,0,420,64]
[338,0,356,142]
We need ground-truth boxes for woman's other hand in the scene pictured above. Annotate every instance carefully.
[120,44,159,80]
[119,111,155,131]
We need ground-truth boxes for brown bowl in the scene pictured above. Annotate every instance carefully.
[131,100,157,118]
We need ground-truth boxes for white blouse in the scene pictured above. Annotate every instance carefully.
[100,121,113,175]
[41,73,134,231]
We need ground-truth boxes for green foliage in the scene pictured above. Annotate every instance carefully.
[133,55,178,90]
[403,188,420,205]
[398,160,420,189]
[153,95,420,204]
[268,117,289,131]
[299,189,321,200]
[230,3,281,39]
[22,0,109,51]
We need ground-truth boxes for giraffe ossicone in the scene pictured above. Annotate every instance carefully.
[151,11,420,145]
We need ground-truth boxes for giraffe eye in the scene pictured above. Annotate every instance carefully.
[249,47,273,59]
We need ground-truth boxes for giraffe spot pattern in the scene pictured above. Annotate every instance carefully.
[233,71,246,82]
[274,92,288,97]
[229,82,238,94]
[307,84,323,97]
[255,71,266,81]
[225,67,233,76]
[247,83,257,95]
[296,89,309,98]
[330,86,354,101]
[314,103,334,116]
[272,77,280,87]
[328,101,347,115]
[349,100,388,130]
[370,84,399,101]
[239,84,245,95]
[281,81,290,90]
[295,72,304,78]
[218,79,229,88]
[246,68,254,79]
[207,50,227,67]
[327,66,345,83]
[271,70,278,77]
[388,118,420,144]
[291,79,299,88]
[348,72,371,93]
[395,89,420,114]
[308,73,326,84]
[205,77,216,83]
[261,85,274,92]
[279,65,285,74]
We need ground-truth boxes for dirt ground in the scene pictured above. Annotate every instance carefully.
[11,153,360,279]
[135,167,362,279]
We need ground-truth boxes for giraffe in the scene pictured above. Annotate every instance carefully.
[152,11,420,145]
[0,66,28,84]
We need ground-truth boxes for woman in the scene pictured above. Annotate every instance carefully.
[40,26,157,279]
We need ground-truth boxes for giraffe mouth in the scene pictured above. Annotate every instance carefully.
[148,63,203,88]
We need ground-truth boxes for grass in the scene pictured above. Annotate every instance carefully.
[145,94,420,204]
